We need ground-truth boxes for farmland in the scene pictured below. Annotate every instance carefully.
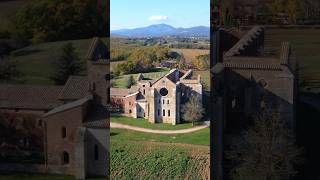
[172,48,209,63]
[110,129,210,179]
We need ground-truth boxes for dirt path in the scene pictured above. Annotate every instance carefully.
[110,122,209,134]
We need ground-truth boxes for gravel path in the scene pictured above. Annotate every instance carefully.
[110,122,209,134]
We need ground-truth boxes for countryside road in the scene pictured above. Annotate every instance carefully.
[110,122,209,134]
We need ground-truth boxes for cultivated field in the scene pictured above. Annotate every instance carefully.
[265,28,320,93]
[111,129,210,179]
[171,48,209,63]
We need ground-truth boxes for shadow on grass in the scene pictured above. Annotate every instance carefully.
[12,49,42,57]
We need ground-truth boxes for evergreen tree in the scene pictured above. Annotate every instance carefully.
[51,43,83,85]
[125,75,136,88]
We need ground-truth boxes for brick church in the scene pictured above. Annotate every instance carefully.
[0,37,109,179]
[111,69,203,125]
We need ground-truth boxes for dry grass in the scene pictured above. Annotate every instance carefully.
[171,48,209,63]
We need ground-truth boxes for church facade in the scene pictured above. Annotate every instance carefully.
[111,69,203,125]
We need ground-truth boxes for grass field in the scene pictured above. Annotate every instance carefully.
[265,28,320,93]
[0,0,25,30]
[10,39,93,85]
[111,140,209,179]
[111,115,196,130]
[112,68,170,88]
[193,70,210,90]
[111,127,210,146]
[172,48,209,63]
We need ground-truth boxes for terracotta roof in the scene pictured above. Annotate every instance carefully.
[43,96,91,118]
[110,88,132,96]
[58,76,90,100]
[0,84,63,110]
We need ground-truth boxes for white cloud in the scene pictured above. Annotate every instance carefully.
[148,15,168,21]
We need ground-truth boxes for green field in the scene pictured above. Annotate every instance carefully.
[193,70,210,90]
[10,39,92,85]
[111,127,210,146]
[112,68,170,88]
[265,28,320,93]
[111,115,196,130]
[111,140,209,180]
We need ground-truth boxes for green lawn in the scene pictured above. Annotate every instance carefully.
[110,115,197,130]
[11,39,93,85]
[265,28,320,93]
[0,173,74,180]
[111,68,170,88]
[193,70,210,90]
[111,127,210,146]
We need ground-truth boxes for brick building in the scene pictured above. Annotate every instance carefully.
[111,69,203,125]
[0,37,109,179]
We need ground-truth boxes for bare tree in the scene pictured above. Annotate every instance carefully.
[226,108,303,180]
[181,96,204,126]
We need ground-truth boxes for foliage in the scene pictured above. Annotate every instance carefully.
[0,58,21,83]
[50,43,83,85]
[192,54,210,70]
[181,96,204,125]
[0,112,43,163]
[226,108,303,180]
[14,0,108,43]
[125,75,136,88]
[113,46,170,75]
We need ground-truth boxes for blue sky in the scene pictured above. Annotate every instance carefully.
[111,0,210,30]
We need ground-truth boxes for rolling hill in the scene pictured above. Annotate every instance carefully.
[111,24,209,38]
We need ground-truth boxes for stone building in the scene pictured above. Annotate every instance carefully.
[211,26,297,178]
[111,69,203,125]
[0,37,109,179]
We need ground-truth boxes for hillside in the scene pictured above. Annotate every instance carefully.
[10,39,93,85]
[111,24,210,38]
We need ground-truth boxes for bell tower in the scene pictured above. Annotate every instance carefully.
[86,37,110,106]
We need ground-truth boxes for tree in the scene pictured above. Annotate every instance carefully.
[181,96,204,126]
[0,58,21,83]
[51,43,83,85]
[125,75,136,88]
[226,108,303,180]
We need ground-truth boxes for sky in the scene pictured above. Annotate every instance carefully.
[110,0,210,30]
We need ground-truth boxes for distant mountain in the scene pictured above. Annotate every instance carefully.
[111,24,209,38]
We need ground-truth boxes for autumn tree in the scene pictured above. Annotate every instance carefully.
[51,43,83,85]
[181,96,204,126]
[226,108,303,180]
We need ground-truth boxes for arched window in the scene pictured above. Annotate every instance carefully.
[163,109,165,116]
[62,151,69,164]
[94,144,99,160]
[168,110,170,117]
[62,127,67,138]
